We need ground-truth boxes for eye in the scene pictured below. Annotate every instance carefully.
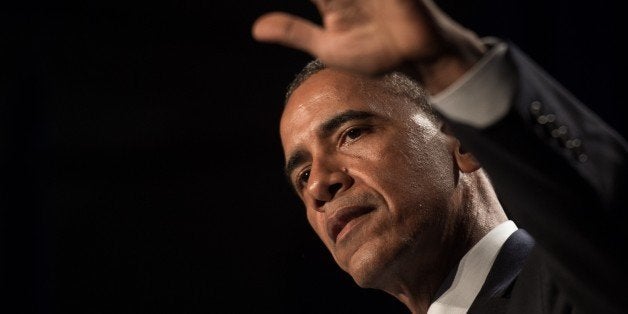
[341,126,370,144]
[346,128,363,139]
[296,169,310,187]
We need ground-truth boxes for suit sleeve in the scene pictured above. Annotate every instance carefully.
[436,41,628,310]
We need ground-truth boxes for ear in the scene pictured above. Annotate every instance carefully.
[452,139,481,173]
[441,123,481,173]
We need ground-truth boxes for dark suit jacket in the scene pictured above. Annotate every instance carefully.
[444,43,628,313]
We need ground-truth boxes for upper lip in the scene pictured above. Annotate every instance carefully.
[326,205,374,243]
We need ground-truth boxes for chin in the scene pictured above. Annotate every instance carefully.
[345,246,392,289]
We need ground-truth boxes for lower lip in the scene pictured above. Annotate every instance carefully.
[336,214,369,243]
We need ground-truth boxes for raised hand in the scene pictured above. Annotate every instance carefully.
[252,0,486,94]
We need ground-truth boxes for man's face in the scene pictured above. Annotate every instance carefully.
[280,69,462,288]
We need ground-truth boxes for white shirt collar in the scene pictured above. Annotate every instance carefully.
[427,220,518,314]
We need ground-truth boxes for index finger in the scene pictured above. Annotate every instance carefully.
[252,12,324,57]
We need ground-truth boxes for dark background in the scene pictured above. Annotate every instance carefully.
[2,1,626,313]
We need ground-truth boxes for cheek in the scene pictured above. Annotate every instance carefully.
[369,134,455,209]
[306,210,330,245]
[398,134,453,185]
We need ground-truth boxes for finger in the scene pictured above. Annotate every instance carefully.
[310,0,353,14]
[252,12,323,56]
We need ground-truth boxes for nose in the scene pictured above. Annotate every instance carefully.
[306,163,353,211]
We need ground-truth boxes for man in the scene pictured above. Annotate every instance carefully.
[252,0,628,313]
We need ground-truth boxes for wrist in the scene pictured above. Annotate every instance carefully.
[405,30,487,95]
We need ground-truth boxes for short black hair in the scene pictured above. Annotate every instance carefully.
[284,59,438,123]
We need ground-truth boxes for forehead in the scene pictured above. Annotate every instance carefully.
[280,69,397,142]
[284,69,375,116]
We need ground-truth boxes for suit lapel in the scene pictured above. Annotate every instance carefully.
[468,229,535,313]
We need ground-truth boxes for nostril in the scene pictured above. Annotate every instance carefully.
[315,199,325,209]
[328,182,342,197]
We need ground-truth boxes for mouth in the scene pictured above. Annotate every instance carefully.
[328,206,375,243]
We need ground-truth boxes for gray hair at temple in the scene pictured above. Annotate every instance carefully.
[284,59,439,123]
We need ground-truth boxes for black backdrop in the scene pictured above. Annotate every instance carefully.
[2,1,626,313]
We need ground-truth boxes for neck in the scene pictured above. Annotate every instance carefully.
[380,170,508,314]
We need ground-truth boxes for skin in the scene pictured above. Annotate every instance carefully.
[280,68,507,313]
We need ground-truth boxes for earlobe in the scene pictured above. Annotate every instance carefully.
[454,141,481,173]
[441,123,481,173]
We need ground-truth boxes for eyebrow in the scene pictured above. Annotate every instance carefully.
[283,110,375,179]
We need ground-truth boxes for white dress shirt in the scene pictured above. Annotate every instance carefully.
[427,220,519,314]
[429,38,514,128]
